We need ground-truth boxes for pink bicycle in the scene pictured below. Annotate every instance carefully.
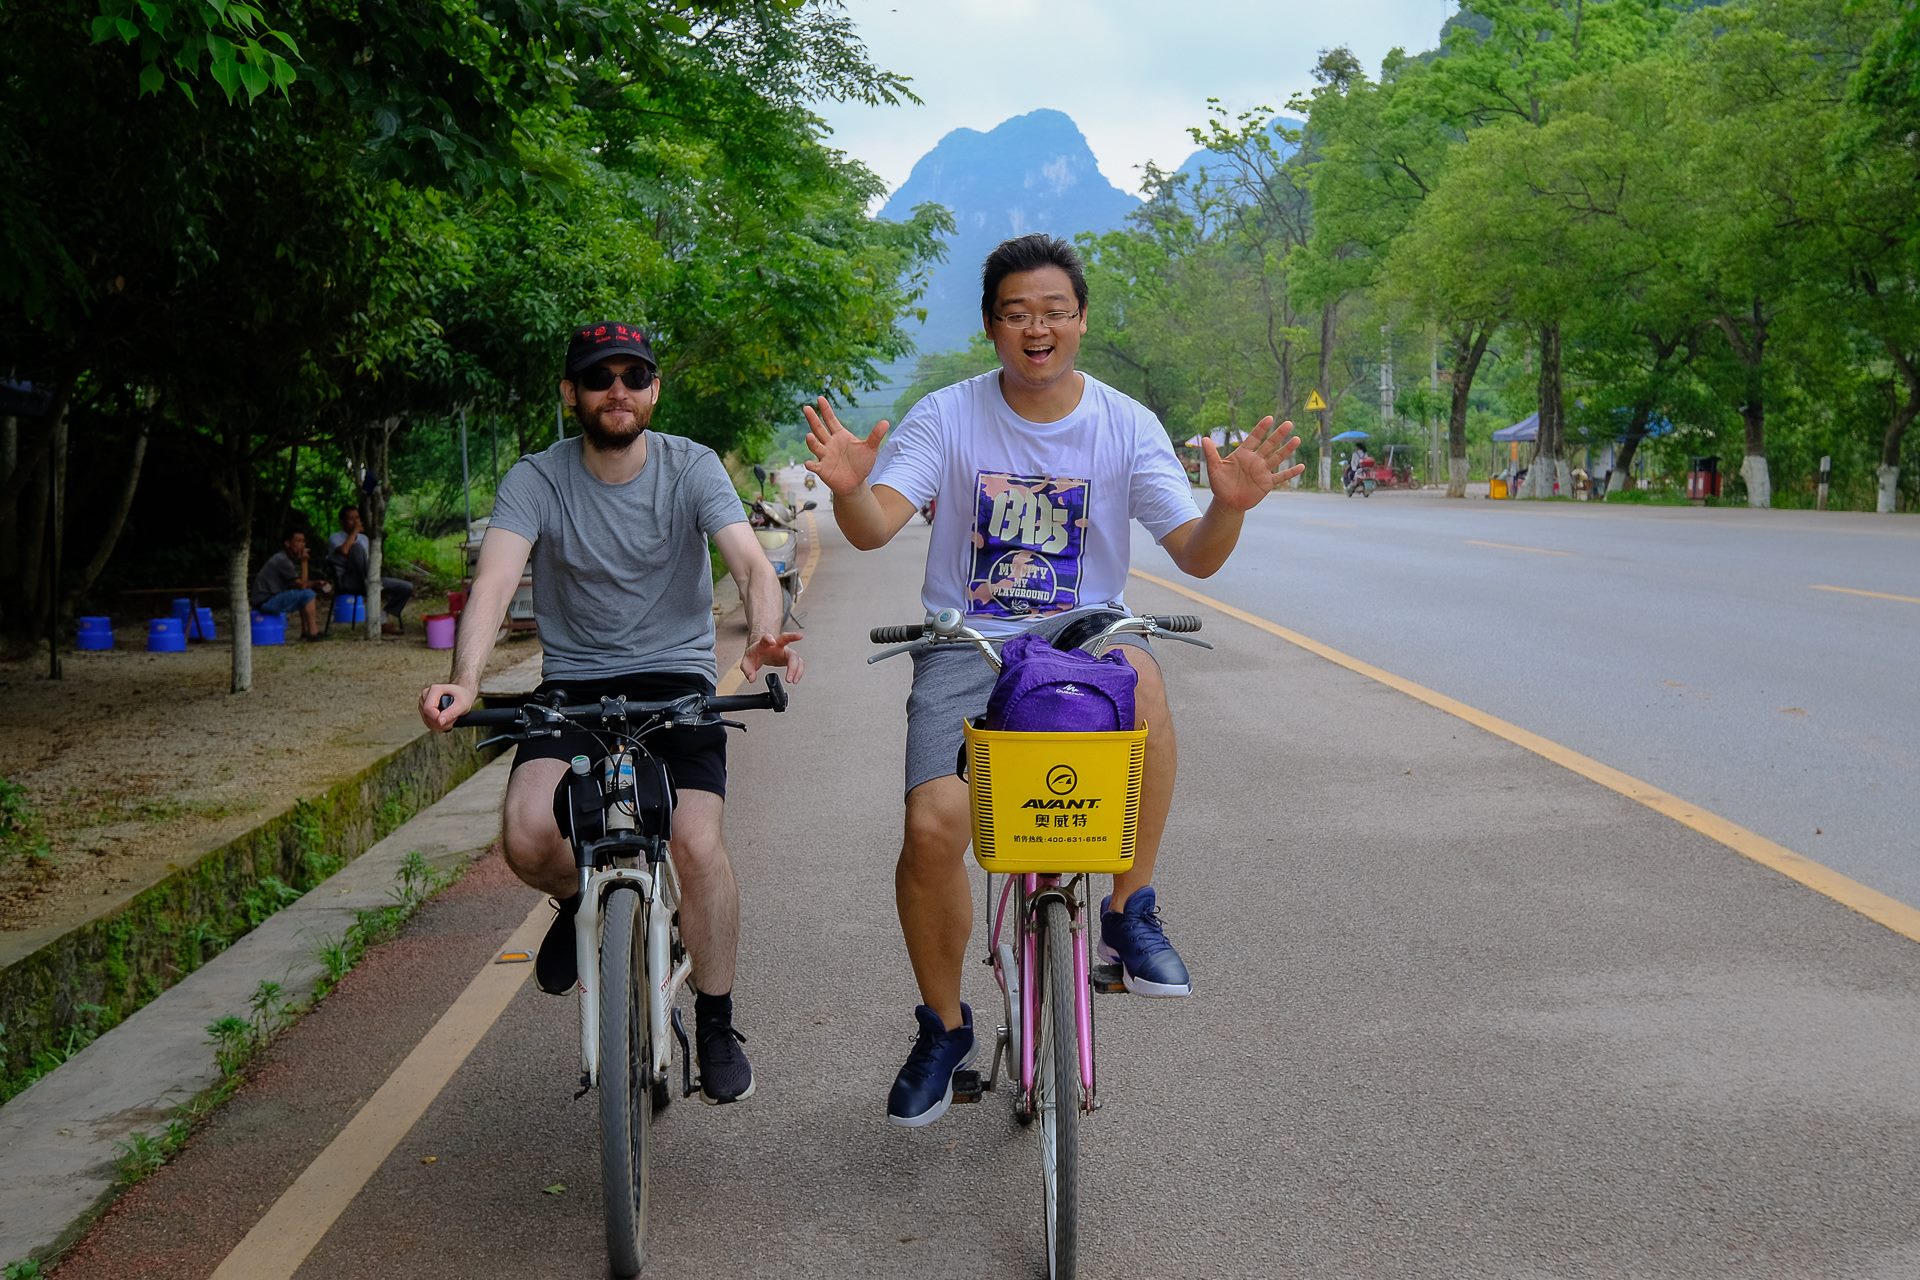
[869,607,1208,1279]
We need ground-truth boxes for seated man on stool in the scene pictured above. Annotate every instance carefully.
[328,504,414,634]
[250,529,329,641]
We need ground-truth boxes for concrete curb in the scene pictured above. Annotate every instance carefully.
[0,753,514,1268]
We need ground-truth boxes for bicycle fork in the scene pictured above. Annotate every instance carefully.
[978,875,1098,1115]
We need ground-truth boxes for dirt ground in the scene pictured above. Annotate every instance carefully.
[0,600,536,947]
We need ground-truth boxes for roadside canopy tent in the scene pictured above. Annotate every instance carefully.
[1492,413,1538,443]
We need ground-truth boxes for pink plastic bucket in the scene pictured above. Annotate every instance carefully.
[424,613,456,650]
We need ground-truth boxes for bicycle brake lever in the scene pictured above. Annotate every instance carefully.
[715,717,746,731]
[866,638,929,665]
[1156,632,1215,650]
[475,732,515,751]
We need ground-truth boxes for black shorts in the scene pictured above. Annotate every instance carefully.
[509,671,728,798]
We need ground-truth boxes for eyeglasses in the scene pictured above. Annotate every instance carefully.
[991,309,1081,329]
[574,365,656,392]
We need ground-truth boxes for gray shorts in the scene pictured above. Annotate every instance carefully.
[903,613,1152,796]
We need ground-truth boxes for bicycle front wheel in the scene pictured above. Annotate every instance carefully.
[598,885,651,1278]
[1035,897,1080,1280]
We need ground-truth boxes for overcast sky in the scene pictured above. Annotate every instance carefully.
[813,0,1461,200]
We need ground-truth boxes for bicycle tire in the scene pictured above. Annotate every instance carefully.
[1036,897,1080,1280]
[598,885,651,1278]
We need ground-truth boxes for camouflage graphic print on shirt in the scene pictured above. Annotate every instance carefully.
[966,471,1090,619]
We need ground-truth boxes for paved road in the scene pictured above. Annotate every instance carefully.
[1145,489,1920,904]
[50,493,1920,1279]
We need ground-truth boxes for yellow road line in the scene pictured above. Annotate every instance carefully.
[210,901,551,1280]
[1811,584,1920,606]
[1466,538,1573,557]
[1129,567,1920,945]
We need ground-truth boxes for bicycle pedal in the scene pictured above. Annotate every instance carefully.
[950,1069,984,1103]
[1091,963,1127,994]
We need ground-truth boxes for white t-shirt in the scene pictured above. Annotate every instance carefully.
[871,370,1201,637]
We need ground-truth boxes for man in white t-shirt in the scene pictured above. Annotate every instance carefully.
[804,233,1302,1127]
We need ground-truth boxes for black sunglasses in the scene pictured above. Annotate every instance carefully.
[574,365,655,392]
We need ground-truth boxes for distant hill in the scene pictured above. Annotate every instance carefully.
[877,109,1140,357]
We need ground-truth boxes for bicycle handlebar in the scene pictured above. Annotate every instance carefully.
[447,673,788,735]
[868,614,1202,645]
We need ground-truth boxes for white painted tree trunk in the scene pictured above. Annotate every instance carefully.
[1448,455,1468,498]
[1318,454,1332,491]
[364,534,384,639]
[1878,464,1899,514]
[1741,454,1771,508]
[228,544,252,694]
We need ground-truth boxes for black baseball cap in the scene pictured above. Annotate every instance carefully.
[565,321,657,376]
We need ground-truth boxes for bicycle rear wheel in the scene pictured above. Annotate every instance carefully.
[1035,897,1080,1279]
[598,885,651,1278]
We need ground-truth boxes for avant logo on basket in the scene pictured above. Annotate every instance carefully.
[1021,797,1102,810]
[1046,765,1078,795]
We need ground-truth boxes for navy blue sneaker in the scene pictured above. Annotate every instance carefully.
[887,1003,973,1128]
[1098,887,1192,997]
[535,894,581,995]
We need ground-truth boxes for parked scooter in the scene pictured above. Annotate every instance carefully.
[747,465,817,627]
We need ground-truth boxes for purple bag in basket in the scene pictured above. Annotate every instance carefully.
[984,633,1138,733]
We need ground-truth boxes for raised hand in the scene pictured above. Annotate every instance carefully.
[740,631,805,684]
[802,397,889,497]
[1203,416,1305,511]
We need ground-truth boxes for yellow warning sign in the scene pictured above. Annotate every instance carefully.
[1305,390,1328,412]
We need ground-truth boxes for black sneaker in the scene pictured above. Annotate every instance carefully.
[535,894,581,995]
[695,990,754,1104]
[887,1003,973,1128]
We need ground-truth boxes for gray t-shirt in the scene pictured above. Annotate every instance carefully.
[488,432,744,682]
[250,550,300,607]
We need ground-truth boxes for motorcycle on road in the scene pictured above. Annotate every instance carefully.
[747,465,817,628]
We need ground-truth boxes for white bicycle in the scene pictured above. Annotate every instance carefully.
[454,675,789,1276]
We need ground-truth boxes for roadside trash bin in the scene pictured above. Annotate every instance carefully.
[1687,455,1721,500]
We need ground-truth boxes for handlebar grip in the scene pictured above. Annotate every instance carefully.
[452,707,525,727]
[1148,614,1203,633]
[870,624,924,644]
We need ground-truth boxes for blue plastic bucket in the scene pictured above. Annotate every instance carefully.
[250,612,286,646]
[171,597,194,622]
[337,593,366,625]
[193,606,216,640]
[147,617,187,653]
[76,616,114,651]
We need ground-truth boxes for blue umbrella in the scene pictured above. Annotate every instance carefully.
[1329,429,1370,442]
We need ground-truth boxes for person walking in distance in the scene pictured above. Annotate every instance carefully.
[803,234,1301,1126]
[422,321,804,1104]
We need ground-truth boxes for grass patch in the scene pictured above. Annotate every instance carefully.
[101,852,459,1197]
[0,777,51,869]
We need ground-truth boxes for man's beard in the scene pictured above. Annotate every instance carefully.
[574,397,653,451]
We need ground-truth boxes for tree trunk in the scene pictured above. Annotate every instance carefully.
[64,420,150,614]
[361,416,399,639]
[275,443,300,540]
[1446,323,1493,499]
[47,396,69,676]
[1713,299,1770,508]
[1879,344,1919,515]
[1598,404,1653,499]
[1,415,16,590]
[1525,323,1569,498]
[228,537,253,694]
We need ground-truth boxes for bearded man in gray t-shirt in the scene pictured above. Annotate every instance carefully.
[420,321,804,1105]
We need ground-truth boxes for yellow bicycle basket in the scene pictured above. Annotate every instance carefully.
[963,719,1147,874]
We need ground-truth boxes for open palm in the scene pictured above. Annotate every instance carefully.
[1204,416,1305,511]
[802,397,889,496]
